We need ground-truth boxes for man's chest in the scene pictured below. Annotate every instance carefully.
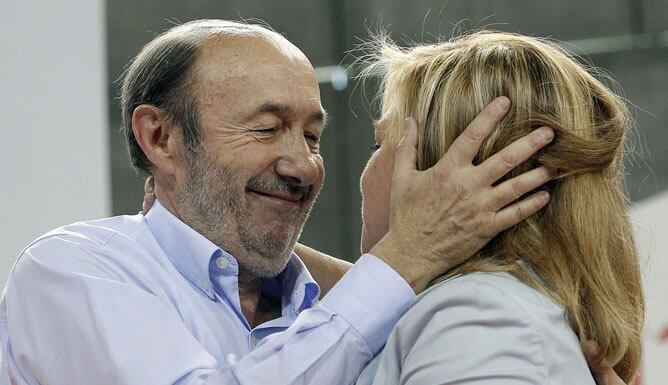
[162,281,292,363]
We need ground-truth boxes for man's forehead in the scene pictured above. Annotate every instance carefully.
[194,61,320,103]
[193,36,316,91]
[198,32,310,69]
[188,33,322,119]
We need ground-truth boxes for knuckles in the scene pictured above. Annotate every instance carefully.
[510,180,525,199]
[464,127,485,143]
[513,204,525,223]
[454,180,473,200]
[500,152,516,170]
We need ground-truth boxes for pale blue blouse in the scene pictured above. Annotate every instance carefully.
[356,272,596,385]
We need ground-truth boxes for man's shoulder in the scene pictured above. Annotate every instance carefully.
[21,214,146,253]
[46,214,147,246]
[13,214,152,279]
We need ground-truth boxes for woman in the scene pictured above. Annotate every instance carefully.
[355,31,643,384]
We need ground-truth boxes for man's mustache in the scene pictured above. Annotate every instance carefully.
[245,176,312,203]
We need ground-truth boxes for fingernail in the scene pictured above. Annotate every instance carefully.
[496,96,510,111]
[540,191,550,203]
[539,127,554,142]
[404,118,410,133]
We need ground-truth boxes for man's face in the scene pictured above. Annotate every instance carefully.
[174,35,325,278]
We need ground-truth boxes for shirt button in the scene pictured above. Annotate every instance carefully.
[216,257,229,269]
[225,353,238,365]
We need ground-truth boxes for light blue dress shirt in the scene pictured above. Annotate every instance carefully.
[0,201,414,385]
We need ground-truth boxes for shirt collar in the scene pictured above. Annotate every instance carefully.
[144,200,320,310]
[263,255,321,315]
[144,200,220,299]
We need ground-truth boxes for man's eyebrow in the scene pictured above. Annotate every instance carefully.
[255,102,328,128]
[257,102,294,116]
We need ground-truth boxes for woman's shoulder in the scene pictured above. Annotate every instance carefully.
[409,271,564,324]
[399,272,576,350]
[382,271,593,385]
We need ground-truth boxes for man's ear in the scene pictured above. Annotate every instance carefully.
[131,105,182,175]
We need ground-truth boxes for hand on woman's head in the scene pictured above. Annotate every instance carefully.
[369,99,555,293]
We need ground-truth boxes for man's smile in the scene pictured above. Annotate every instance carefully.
[246,188,304,207]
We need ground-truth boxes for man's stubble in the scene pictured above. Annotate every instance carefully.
[175,147,316,278]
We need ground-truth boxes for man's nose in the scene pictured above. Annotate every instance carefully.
[275,134,321,187]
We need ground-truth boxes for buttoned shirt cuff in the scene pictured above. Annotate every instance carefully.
[319,253,415,355]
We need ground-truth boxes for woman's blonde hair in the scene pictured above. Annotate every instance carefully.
[363,31,644,382]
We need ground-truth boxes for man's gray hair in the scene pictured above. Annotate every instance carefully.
[120,19,272,173]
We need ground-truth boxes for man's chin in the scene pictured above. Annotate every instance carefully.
[237,250,293,278]
[236,230,299,276]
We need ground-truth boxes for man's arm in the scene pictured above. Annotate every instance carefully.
[2,237,413,385]
[293,243,352,298]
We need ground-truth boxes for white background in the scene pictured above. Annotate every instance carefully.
[633,191,668,384]
[0,0,110,282]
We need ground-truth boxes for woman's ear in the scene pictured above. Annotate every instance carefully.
[131,104,181,175]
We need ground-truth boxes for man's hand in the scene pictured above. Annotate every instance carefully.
[140,176,155,215]
[371,97,554,293]
[584,341,632,385]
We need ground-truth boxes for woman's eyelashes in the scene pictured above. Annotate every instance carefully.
[370,143,381,152]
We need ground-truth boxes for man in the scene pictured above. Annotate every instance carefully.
[0,19,598,384]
